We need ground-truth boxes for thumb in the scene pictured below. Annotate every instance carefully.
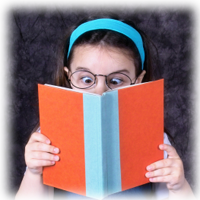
[159,144,180,159]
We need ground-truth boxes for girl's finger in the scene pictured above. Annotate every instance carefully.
[159,144,179,159]
[145,167,172,178]
[27,159,56,168]
[148,175,172,183]
[28,142,59,154]
[30,151,60,161]
[147,159,172,171]
[28,132,51,145]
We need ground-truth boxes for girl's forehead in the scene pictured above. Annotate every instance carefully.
[72,44,133,59]
[70,44,136,74]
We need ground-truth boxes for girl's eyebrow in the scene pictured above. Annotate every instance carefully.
[112,69,130,74]
[75,67,131,74]
[75,66,91,71]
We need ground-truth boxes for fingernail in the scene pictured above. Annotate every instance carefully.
[147,166,152,171]
[145,172,151,178]
[54,148,59,153]
[51,161,55,165]
[54,155,59,161]
[159,144,164,149]
[46,139,50,144]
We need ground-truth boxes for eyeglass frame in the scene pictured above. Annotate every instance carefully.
[67,69,137,90]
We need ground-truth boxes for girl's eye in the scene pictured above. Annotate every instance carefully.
[109,78,123,85]
[81,77,94,84]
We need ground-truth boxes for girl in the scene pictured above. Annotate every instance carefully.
[15,16,195,199]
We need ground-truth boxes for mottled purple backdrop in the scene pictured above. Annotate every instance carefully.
[9,8,196,195]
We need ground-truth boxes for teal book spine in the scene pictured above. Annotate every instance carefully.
[83,90,122,199]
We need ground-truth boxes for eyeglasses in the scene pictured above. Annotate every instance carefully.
[68,70,136,90]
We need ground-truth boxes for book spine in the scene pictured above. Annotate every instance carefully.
[102,91,122,196]
[83,94,105,199]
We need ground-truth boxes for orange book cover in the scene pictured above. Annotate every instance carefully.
[38,79,164,199]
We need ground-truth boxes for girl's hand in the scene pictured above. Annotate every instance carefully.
[25,132,60,175]
[145,144,185,192]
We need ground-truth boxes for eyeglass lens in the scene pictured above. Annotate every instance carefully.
[70,70,132,89]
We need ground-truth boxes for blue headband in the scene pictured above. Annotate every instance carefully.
[67,18,145,70]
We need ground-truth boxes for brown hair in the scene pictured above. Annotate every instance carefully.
[53,17,154,87]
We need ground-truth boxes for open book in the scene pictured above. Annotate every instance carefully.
[38,79,164,199]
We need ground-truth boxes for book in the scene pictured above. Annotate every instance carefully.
[38,79,164,199]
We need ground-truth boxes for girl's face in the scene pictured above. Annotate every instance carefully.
[64,45,145,95]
